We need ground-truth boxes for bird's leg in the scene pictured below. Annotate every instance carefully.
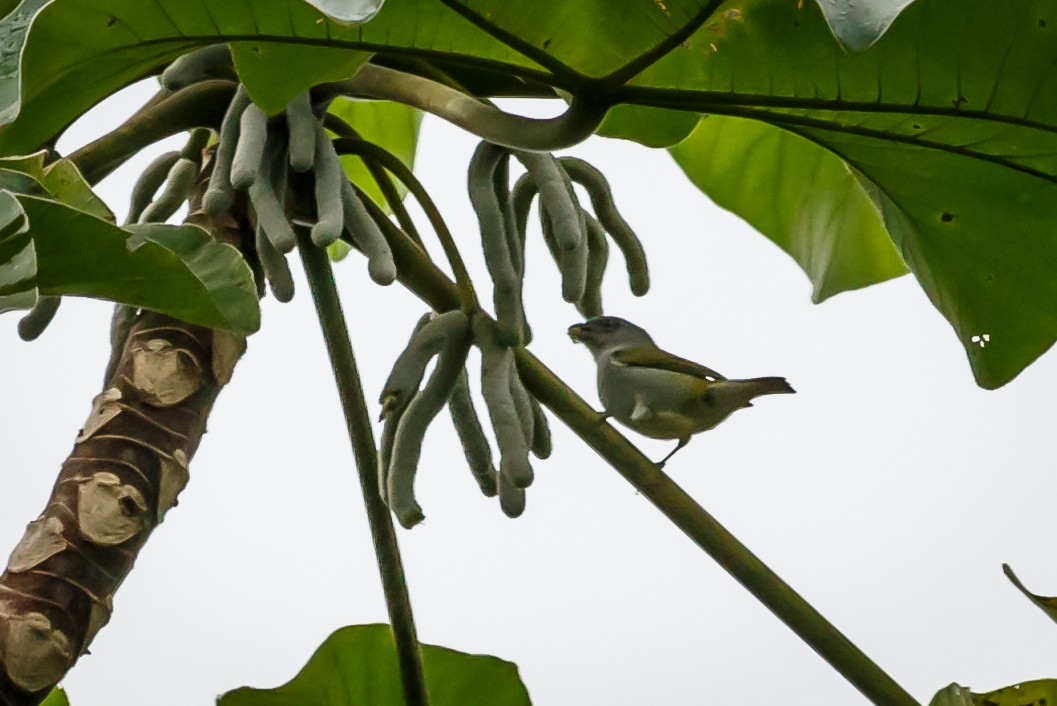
[656,437,690,468]
[596,409,612,422]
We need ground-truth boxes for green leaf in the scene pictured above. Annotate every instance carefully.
[327,239,353,262]
[833,134,1057,388]
[230,44,371,115]
[218,624,530,706]
[814,0,918,53]
[40,686,70,706]
[616,0,1057,387]
[0,150,113,220]
[670,115,907,302]
[38,159,115,220]
[1001,564,1057,627]
[10,0,1057,387]
[0,0,22,20]
[597,105,700,148]
[1,195,259,332]
[929,680,1057,706]
[329,98,423,210]
[0,0,50,126]
[0,188,34,311]
[0,0,543,155]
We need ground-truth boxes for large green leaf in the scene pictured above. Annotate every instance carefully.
[7,0,1057,386]
[0,0,545,155]
[620,0,1057,387]
[670,115,907,302]
[329,98,423,209]
[218,625,530,706]
[0,195,259,332]
[0,0,725,153]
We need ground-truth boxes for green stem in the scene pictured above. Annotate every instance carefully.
[319,64,609,151]
[322,113,425,248]
[69,80,237,185]
[332,137,479,311]
[357,216,920,706]
[297,233,430,706]
[517,358,920,706]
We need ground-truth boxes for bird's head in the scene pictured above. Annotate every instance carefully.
[568,316,655,358]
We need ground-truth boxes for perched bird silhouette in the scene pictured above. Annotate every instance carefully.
[568,316,795,466]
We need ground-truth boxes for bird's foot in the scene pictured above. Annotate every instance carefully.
[596,410,612,423]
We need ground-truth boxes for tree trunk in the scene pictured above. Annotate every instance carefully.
[0,206,250,705]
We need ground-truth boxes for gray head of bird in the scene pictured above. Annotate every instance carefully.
[568,316,657,358]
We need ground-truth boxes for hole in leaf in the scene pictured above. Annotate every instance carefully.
[940,212,954,222]
[970,334,991,348]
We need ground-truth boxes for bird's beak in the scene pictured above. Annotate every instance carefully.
[567,323,586,343]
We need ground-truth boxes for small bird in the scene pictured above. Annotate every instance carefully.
[568,316,795,467]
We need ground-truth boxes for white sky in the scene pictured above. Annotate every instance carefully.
[3,80,1057,705]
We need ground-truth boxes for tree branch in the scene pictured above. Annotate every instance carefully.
[68,81,236,185]
[298,232,430,706]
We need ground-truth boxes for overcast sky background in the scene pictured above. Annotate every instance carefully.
[2,80,1057,705]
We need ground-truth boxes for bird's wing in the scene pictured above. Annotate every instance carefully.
[611,348,727,382]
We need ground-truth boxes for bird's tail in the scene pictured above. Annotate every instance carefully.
[738,376,796,397]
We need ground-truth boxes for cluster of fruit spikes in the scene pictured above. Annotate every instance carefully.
[202,83,397,302]
[378,310,552,528]
[468,141,651,348]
